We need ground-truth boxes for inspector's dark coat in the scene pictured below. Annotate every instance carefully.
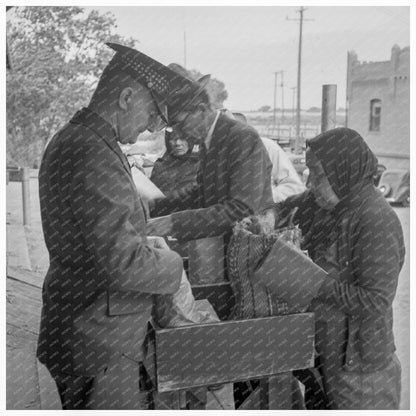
[37,108,182,377]
[152,114,273,240]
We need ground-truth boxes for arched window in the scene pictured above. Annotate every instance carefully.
[369,99,381,131]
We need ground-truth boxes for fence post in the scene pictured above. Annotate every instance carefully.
[321,84,337,132]
[22,167,31,225]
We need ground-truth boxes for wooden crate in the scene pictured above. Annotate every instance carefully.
[145,283,315,394]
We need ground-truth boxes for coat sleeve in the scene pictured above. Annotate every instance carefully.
[151,181,202,216]
[70,134,183,295]
[271,190,314,229]
[270,145,305,202]
[316,203,405,317]
[166,130,273,241]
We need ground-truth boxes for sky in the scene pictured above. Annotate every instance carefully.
[85,5,410,111]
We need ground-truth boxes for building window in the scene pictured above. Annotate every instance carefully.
[369,99,381,131]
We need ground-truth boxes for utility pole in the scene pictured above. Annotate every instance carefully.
[183,28,187,68]
[279,71,285,122]
[287,7,313,153]
[273,72,278,129]
[182,10,187,69]
[273,70,285,128]
[291,86,297,124]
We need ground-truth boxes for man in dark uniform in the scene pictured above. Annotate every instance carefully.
[37,43,189,409]
[147,65,273,241]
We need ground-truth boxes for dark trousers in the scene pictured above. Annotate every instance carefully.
[54,373,94,409]
[53,355,152,410]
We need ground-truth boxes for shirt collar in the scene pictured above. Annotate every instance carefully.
[204,110,221,150]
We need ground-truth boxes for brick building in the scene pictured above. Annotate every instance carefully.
[346,45,410,170]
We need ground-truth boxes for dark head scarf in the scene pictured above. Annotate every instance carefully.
[302,127,378,256]
[164,130,197,160]
[307,127,378,201]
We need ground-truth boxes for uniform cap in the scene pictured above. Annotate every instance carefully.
[106,43,182,124]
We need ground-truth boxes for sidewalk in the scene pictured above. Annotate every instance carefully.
[6,180,60,410]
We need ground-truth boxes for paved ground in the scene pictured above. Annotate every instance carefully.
[6,177,60,410]
[391,206,410,410]
[5,178,411,409]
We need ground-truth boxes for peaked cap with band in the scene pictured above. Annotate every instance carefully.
[106,43,210,125]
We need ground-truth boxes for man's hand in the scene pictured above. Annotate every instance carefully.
[146,215,174,237]
[147,235,170,250]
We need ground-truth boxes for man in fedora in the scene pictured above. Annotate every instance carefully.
[37,43,187,409]
[147,64,273,242]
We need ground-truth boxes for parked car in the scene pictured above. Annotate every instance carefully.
[377,169,410,207]
[373,163,387,187]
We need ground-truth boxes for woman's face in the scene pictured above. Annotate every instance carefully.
[306,148,340,210]
[169,133,190,156]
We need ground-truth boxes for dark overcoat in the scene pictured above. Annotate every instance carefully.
[152,114,273,240]
[37,108,182,377]
[278,188,405,373]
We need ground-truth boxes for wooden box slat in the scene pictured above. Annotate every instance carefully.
[154,313,314,392]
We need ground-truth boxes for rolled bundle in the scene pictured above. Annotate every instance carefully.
[227,215,303,320]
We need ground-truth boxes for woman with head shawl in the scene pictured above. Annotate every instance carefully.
[273,127,405,409]
[150,129,200,194]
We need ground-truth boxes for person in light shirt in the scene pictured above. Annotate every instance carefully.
[231,112,305,202]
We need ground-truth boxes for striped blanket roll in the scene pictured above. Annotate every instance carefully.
[226,216,302,320]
